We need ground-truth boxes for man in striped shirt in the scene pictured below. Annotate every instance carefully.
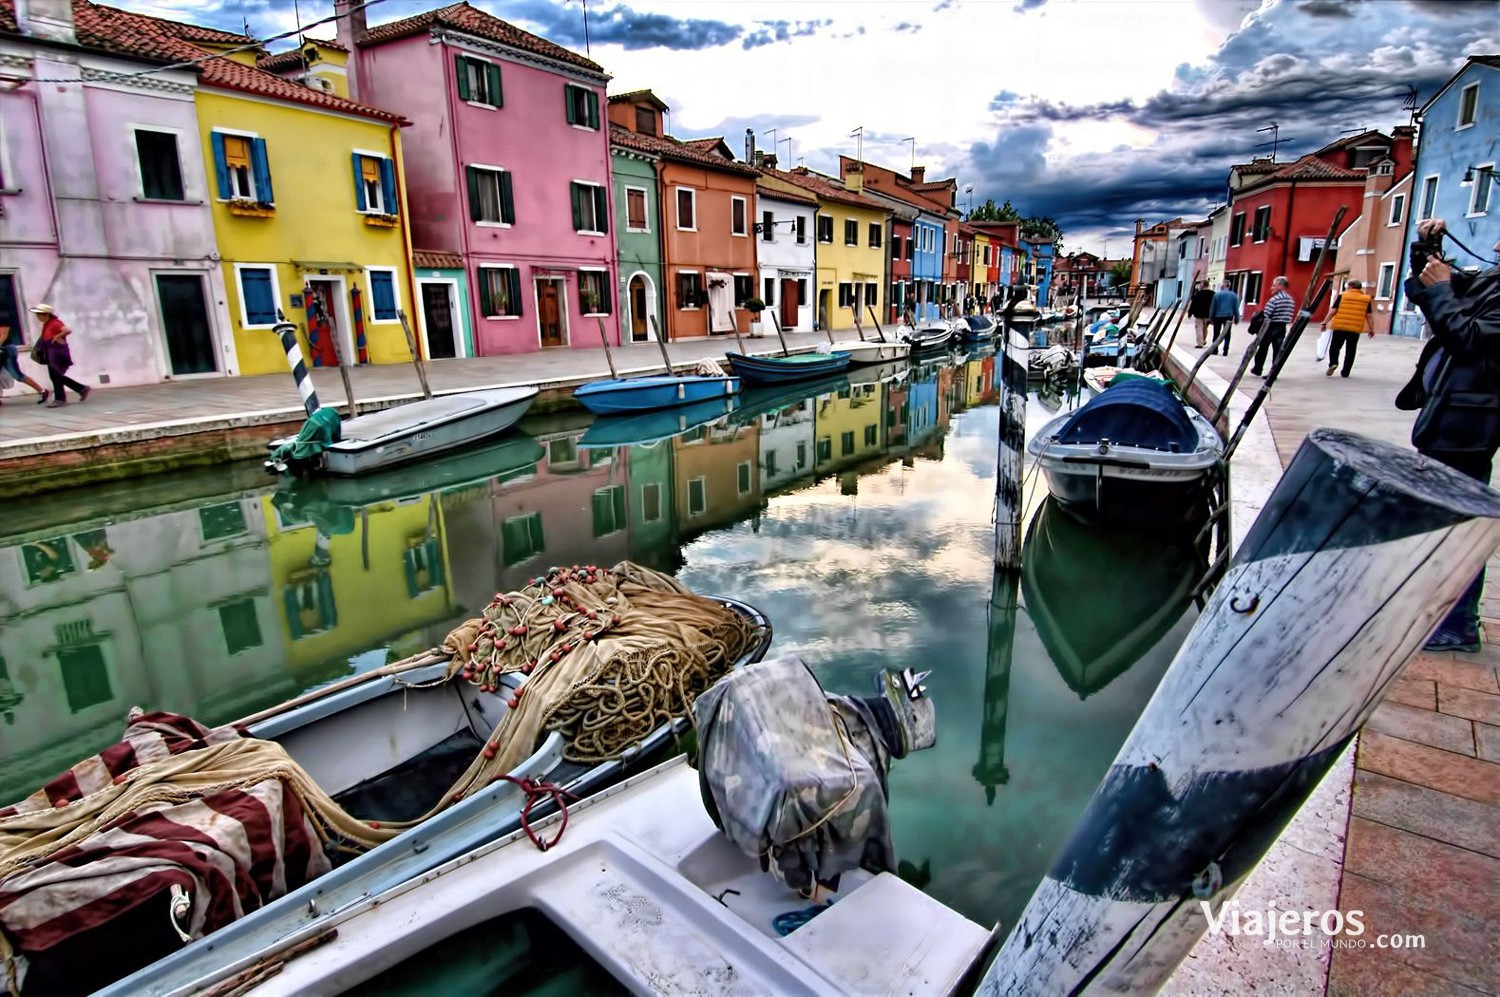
[1250,276,1297,376]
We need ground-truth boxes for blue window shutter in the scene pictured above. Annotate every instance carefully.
[351,153,367,211]
[250,138,274,204]
[378,158,397,215]
[371,272,396,320]
[240,268,275,325]
[210,132,231,198]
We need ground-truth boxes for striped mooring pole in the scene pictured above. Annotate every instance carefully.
[993,327,1029,572]
[978,428,1500,994]
[274,320,321,418]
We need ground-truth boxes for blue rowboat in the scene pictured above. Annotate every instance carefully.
[578,394,740,448]
[724,350,852,385]
[573,374,741,415]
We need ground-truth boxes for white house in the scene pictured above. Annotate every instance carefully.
[754,167,817,333]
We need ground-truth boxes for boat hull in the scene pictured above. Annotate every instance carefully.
[724,351,852,385]
[573,375,740,415]
[579,394,740,448]
[902,326,957,351]
[1038,458,1214,525]
[825,340,910,365]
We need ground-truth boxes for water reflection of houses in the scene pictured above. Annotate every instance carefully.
[813,382,887,493]
[672,419,761,539]
[757,399,817,496]
[0,498,286,801]
[962,354,998,409]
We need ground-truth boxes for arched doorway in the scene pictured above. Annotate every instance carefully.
[626,271,656,342]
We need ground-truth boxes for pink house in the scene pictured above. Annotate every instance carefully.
[335,1,619,356]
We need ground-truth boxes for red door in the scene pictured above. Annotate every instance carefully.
[538,281,564,347]
[780,279,798,329]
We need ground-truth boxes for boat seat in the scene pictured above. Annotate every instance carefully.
[332,727,485,825]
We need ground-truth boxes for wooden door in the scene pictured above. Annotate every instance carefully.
[780,279,798,329]
[538,281,564,348]
[421,283,457,359]
[155,275,217,374]
[629,277,648,341]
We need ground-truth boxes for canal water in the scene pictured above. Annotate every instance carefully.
[0,348,1206,945]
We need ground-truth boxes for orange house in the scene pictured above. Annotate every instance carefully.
[609,92,759,340]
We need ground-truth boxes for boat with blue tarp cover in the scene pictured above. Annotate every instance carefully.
[724,350,852,385]
[1027,377,1223,523]
[573,374,740,415]
[578,394,740,448]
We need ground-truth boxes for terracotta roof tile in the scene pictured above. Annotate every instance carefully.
[73,2,406,123]
[609,89,668,109]
[357,2,602,75]
[608,123,758,176]
[413,249,465,269]
[258,36,347,73]
[1268,153,1365,182]
[772,168,888,212]
[756,178,818,206]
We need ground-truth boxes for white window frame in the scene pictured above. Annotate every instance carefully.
[1376,262,1396,300]
[1418,174,1439,220]
[565,83,598,131]
[624,184,650,233]
[1387,192,1406,227]
[232,262,282,330]
[579,266,610,317]
[1466,162,1493,217]
[213,127,262,202]
[677,269,702,311]
[353,148,392,215]
[459,53,501,109]
[469,162,512,228]
[730,195,748,237]
[675,186,697,232]
[640,481,663,523]
[364,265,401,323]
[1457,82,1479,130]
[573,179,607,235]
[477,264,522,320]
[132,124,188,202]
[688,476,707,517]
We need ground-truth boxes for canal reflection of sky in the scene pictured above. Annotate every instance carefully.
[0,351,1203,931]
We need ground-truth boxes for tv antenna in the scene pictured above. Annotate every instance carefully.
[850,126,864,165]
[1402,85,1419,126]
[1256,122,1280,162]
[903,136,916,173]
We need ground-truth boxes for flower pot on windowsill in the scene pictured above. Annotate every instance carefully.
[364,213,400,228]
[227,199,275,218]
[742,297,766,337]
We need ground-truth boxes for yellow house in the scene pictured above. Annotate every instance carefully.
[771,168,890,333]
[190,43,416,376]
[972,232,992,302]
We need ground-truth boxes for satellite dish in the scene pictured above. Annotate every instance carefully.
[963,183,975,194]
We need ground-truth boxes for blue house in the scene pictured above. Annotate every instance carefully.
[1393,55,1499,337]
[911,214,945,321]
[1022,238,1056,308]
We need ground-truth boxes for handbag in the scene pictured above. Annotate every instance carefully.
[29,339,47,364]
[1315,329,1332,362]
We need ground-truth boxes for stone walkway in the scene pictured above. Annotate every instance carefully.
[1199,331,1500,995]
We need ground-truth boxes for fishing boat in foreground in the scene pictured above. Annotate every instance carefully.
[725,349,852,385]
[1027,377,1223,523]
[11,567,769,996]
[154,658,993,997]
[266,386,538,477]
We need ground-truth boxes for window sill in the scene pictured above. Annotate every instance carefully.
[135,196,202,205]
[226,202,276,218]
[476,221,512,229]
[1456,122,1475,131]
[482,314,522,321]
[732,232,748,238]
[466,100,500,110]
[576,229,607,237]
[569,123,599,132]
[1465,211,1490,219]
[676,226,697,233]
[582,311,610,318]
[364,214,401,228]
[369,317,400,323]
[626,225,651,234]
[0,187,19,195]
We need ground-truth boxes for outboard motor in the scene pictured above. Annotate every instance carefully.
[691,655,934,896]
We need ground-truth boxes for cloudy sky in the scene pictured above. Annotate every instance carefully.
[138,0,1497,255]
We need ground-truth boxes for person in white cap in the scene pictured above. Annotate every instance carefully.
[30,304,90,406]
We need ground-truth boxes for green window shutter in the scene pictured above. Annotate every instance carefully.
[487,62,503,106]
[508,269,523,317]
[612,485,625,524]
[466,166,482,221]
[499,170,514,223]
[454,55,471,101]
[570,183,583,231]
[351,153,367,211]
[587,91,599,129]
[565,85,577,125]
[591,489,610,536]
[593,187,608,234]
[477,269,494,316]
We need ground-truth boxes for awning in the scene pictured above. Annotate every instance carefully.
[295,260,364,273]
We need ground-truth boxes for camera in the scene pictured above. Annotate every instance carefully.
[1409,236,1444,276]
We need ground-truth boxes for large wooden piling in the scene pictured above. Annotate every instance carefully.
[978,429,1500,994]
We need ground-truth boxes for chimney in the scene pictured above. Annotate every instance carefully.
[910,166,926,184]
[844,163,864,193]
[17,0,76,44]
[1391,124,1416,179]
[745,128,756,165]
[761,152,777,170]
[333,0,366,98]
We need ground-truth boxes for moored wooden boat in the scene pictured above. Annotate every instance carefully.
[724,350,852,385]
[572,373,740,415]
[901,321,957,351]
[266,387,539,477]
[822,339,910,364]
[578,394,740,448]
[957,314,998,340]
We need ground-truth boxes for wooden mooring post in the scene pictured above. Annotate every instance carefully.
[978,429,1500,994]
[272,319,322,418]
[993,326,1028,572]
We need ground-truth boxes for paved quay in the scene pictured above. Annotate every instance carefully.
[1196,331,1500,996]
[0,329,836,494]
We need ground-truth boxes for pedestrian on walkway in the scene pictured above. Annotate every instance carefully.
[1250,276,1297,376]
[1401,217,1500,652]
[1188,280,1215,348]
[1322,279,1374,377]
[31,304,90,407]
[1209,280,1240,355]
[0,319,49,406]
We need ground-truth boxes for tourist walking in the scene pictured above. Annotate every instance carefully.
[1188,280,1215,348]
[31,304,90,407]
[1400,217,1500,651]
[1208,280,1240,355]
[1322,279,1374,377]
[1250,276,1297,376]
[0,318,49,406]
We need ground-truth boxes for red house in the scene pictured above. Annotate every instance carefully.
[1222,130,1394,320]
[889,216,913,323]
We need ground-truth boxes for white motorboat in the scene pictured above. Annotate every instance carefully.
[823,338,911,364]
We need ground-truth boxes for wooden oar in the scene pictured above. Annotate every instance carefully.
[396,309,433,400]
[595,317,618,379]
[769,311,792,356]
[649,315,674,374]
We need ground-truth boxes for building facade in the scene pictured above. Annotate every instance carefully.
[771,166,889,334]
[753,170,817,333]
[611,131,665,343]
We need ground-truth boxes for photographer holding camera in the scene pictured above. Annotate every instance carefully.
[1399,217,1500,651]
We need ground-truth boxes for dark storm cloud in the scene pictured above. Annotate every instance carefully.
[1297,1,1354,17]
[740,19,834,50]
[493,0,745,50]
